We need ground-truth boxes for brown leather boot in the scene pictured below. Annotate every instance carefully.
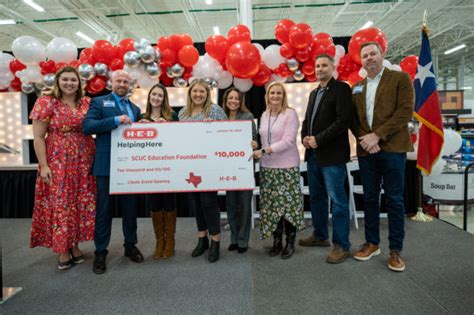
[162,210,177,259]
[151,212,165,259]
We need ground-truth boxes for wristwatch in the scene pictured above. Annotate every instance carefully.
[261,148,267,155]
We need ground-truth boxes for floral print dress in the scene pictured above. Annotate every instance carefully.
[29,96,96,253]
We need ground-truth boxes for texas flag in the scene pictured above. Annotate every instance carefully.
[413,27,444,175]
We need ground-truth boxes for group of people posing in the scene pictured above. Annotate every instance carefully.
[29,41,414,274]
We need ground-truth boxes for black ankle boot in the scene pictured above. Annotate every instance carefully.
[191,235,209,257]
[269,235,283,257]
[208,240,220,263]
[281,232,296,259]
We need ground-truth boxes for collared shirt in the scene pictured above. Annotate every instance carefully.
[308,86,327,135]
[365,67,384,129]
[112,92,135,123]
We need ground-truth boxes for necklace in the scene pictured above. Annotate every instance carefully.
[267,110,280,146]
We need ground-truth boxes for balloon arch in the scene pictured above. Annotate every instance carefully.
[0,20,419,95]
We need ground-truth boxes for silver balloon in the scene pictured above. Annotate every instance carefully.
[173,77,188,88]
[43,73,55,87]
[106,79,112,90]
[139,45,155,63]
[209,79,218,89]
[145,62,161,78]
[170,63,184,78]
[287,58,299,71]
[154,49,161,62]
[94,62,109,76]
[35,81,47,91]
[166,67,174,78]
[123,51,141,68]
[21,83,35,94]
[78,63,96,80]
[408,121,416,134]
[293,69,305,81]
[134,38,151,51]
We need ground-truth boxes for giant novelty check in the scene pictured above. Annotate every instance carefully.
[110,121,255,194]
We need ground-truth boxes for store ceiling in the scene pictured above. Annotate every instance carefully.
[0,0,473,79]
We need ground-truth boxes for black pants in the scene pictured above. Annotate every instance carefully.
[147,193,176,212]
[190,192,220,236]
[274,216,296,237]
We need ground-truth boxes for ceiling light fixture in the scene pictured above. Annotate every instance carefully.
[213,26,220,35]
[23,0,45,12]
[444,44,466,55]
[360,21,373,30]
[76,31,94,44]
[0,19,16,25]
[462,86,472,90]
[205,0,213,4]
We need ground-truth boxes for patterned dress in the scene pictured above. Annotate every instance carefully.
[29,96,96,253]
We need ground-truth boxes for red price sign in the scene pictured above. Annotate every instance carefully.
[214,151,245,158]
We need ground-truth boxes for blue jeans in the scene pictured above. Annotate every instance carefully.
[358,152,406,251]
[307,154,351,251]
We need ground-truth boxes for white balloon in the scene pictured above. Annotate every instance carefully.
[262,45,285,70]
[383,59,392,68]
[335,45,345,58]
[25,64,43,83]
[391,64,402,72]
[253,43,265,57]
[217,71,233,89]
[332,70,339,79]
[271,73,287,83]
[137,73,158,89]
[442,128,462,155]
[0,53,15,72]
[46,37,78,63]
[233,78,253,92]
[11,36,46,65]
[425,158,446,176]
[358,68,367,78]
[124,64,145,80]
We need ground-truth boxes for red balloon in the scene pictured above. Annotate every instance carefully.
[311,39,336,58]
[337,54,360,81]
[92,40,115,64]
[159,72,173,86]
[161,48,177,66]
[9,59,26,74]
[179,34,193,46]
[10,77,21,91]
[116,38,135,59]
[252,63,272,86]
[55,62,68,73]
[305,73,317,82]
[109,58,124,71]
[39,60,56,75]
[178,45,199,67]
[227,24,251,46]
[288,23,313,49]
[295,47,311,62]
[183,67,193,80]
[348,27,387,65]
[157,36,170,51]
[87,76,106,94]
[400,55,419,80]
[274,19,295,44]
[280,43,295,58]
[205,35,229,61]
[79,47,94,64]
[313,32,333,43]
[69,60,80,68]
[302,60,315,76]
[347,71,363,86]
[277,63,292,77]
[225,42,261,79]
[169,34,184,51]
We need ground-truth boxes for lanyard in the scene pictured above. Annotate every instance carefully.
[267,111,280,146]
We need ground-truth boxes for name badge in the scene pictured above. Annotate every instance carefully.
[353,85,364,94]
[103,100,115,107]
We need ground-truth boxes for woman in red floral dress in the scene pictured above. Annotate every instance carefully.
[29,66,96,270]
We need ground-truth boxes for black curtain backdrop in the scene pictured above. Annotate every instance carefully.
[1,36,418,218]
